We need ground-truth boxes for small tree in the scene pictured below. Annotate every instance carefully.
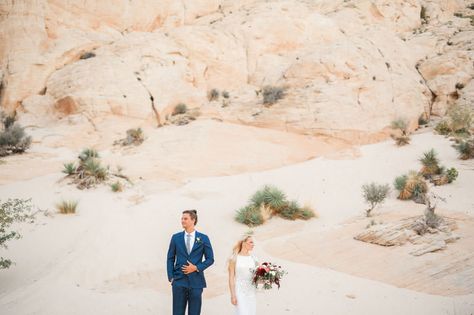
[0,199,34,269]
[362,183,390,217]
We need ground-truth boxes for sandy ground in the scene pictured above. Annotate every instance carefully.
[0,122,474,315]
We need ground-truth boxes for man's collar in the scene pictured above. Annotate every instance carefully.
[185,230,196,236]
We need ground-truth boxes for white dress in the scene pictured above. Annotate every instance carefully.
[235,255,257,315]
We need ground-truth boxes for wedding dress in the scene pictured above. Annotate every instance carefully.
[235,255,257,315]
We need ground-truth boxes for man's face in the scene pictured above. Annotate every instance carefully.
[181,213,195,229]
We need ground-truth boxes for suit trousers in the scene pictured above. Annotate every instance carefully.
[172,285,203,315]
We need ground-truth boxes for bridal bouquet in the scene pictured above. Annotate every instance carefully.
[251,262,287,290]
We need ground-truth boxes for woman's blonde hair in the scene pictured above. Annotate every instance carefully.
[228,233,253,265]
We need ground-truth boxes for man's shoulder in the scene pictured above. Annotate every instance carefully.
[172,231,184,238]
[196,231,210,240]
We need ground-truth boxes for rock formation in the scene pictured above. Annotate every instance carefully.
[1,0,472,142]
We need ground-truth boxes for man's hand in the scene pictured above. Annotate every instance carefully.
[181,260,198,274]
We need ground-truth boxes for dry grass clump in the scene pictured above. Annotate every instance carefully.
[56,200,78,214]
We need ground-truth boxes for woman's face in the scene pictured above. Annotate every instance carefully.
[243,237,254,251]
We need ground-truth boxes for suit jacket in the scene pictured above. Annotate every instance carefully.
[167,231,214,288]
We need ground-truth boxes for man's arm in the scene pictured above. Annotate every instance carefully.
[166,236,176,282]
[196,235,214,272]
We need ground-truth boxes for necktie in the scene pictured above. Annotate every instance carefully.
[186,234,192,254]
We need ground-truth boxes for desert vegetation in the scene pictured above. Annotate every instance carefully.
[0,198,34,269]
[62,148,130,190]
[0,112,32,157]
[235,185,315,226]
[419,149,458,185]
[390,118,411,146]
[361,183,390,217]
[262,86,286,106]
[114,128,144,146]
[56,200,78,214]
[434,104,472,137]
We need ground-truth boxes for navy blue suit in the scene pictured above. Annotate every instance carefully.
[167,231,214,315]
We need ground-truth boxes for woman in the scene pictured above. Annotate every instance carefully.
[228,235,258,315]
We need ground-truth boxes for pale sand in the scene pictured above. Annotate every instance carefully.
[0,128,473,314]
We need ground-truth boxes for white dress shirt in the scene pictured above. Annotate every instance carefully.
[184,230,196,253]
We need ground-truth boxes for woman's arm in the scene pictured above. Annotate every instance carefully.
[228,260,237,305]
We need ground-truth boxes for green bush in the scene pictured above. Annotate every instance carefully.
[362,183,390,217]
[82,158,107,180]
[250,185,286,210]
[236,185,316,226]
[62,162,76,175]
[394,174,408,192]
[391,118,410,146]
[78,148,99,162]
[110,181,123,192]
[1,199,34,269]
[235,205,263,226]
[262,86,286,105]
[446,167,458,183]
[0,124,32,157]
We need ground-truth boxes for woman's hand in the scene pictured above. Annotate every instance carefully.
[231,295,237,305]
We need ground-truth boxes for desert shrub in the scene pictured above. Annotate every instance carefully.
[236,185,315,226]
[110,181,123,192]
[394,171,428,202]
[394,174,408,192]
[434,120,452,135]
[68,148,108,189]
[222,90,230,99]
[81,158,107,180]
[262,86,286,105]
[1,199,34,269]
[78,148,99,162]
[448,104,472,134]
[419,149,441,177]
[455,139,474,159]
[391,118,410,146]
[207,89,219,101]
[56,200,78,214]
[235,205,263,226]
[62,162,76,175]
[0,118,32,157]
[446,167,458,183]
[362,183,390,217]
[250,185,287,211]
[172,103,187,116]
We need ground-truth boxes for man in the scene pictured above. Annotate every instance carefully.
[167,210,214,315]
